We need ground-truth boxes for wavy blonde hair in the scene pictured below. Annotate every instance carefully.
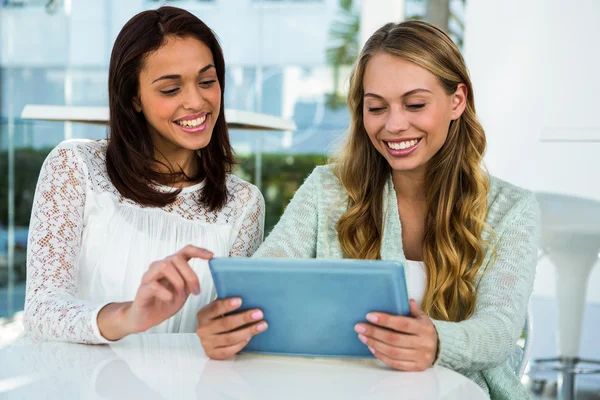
[331,21,493,322]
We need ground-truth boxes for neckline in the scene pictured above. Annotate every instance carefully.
[152,179,206,194]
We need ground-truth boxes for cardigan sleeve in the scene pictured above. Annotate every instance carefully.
[432,192,540,373]
[252,169,320,258]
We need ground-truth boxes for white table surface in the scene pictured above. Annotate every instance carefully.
[20,105,297,132]
[0,333,488,400]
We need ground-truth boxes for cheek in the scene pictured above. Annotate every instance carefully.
[417,109,449,141]
[145,97,178,123]
[362,113,381,141]
[207,86,222,110]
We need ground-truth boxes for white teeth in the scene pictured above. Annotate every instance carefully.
[387,139,419,150]
[176,115,207,128]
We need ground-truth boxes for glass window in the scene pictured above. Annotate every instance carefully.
[0,0,471,330]
[0,0,362,329]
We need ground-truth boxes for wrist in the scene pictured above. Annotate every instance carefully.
[432,326,441,366]
[97,302,134,341]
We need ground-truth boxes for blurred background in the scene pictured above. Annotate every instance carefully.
[0,0,599,398]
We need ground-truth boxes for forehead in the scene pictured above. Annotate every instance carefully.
[141,36,215,77]
[363,52,439,96]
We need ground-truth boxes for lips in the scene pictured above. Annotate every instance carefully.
[173,113,210,134]
[383,138,421,156]
[174,113,208,128]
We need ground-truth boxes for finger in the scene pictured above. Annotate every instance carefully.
[357,333,418,361]
[212,308,265,335]
[139,281,174,303]
[197,298,243,322]
[154,261,187,298]
[204,337,250,361]
[177,245,214,261]
[207,320,268,348]
[369,347,421,372]
[141,261,164,285]
[365,312,421,335]
[170,254,201,296]
[409,299,426,319]
[354,323,419,349]
[141,260,184,289]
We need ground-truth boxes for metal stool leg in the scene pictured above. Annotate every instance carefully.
[557,359,576,400]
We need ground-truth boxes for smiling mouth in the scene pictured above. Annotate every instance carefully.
[174,114,208,128]
[384,138,421,150]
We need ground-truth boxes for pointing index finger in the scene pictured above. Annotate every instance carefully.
[178,245,213,261]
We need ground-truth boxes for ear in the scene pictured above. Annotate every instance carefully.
[450,83,468,120]
[132,96,142,113]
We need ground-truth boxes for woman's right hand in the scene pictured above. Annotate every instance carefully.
[196,298,268,360]
[98,245,212,341]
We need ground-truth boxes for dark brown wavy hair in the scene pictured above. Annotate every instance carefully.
[331,21,494,322]
[106,6,235,211]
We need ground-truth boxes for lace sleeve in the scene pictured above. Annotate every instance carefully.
[24,143,111,344]
[228,185,265,257]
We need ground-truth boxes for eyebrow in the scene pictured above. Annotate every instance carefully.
[151,64,216,84]
[364,88,432,99]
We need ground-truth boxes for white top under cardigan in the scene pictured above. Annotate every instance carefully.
[24,139,265,344]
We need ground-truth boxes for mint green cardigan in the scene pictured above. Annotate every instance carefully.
[253,165,540,399]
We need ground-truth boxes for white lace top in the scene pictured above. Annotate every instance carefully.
[24,139,265,344]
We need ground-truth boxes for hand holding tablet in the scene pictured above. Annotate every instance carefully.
[196,295,268,360]
[205,258,410,358]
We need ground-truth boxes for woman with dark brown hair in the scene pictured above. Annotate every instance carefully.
[23,6,266,343]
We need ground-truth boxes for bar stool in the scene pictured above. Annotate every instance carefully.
[529,193,600,400]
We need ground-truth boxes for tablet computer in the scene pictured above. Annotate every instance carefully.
[208,258,409,358]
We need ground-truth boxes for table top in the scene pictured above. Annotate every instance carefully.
[536,192,600,235]
[20,105,297,132]
[0,333,488,400]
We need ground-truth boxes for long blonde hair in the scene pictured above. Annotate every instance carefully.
[331,21,492,322]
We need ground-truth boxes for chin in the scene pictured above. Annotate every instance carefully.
[387,159,424,174]
[172,131,213,150]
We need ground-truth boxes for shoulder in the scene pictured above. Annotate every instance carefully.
[487,175,539,229]
[226,174,264,206]
[50,138,107,154]
[46,139,107,166]
[304,164,346,194]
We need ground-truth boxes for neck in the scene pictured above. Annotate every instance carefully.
[391,168,427,202]
[151,137,200,186]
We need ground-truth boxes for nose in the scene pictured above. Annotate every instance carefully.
[182,85,205,111]
[385,107,410,134]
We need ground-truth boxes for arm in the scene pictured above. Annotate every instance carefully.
[252,169,320,258]
[432,193,540,373]
[24,144,113,344]
[228,185,266,257]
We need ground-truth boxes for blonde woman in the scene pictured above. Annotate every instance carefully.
[195,21,539,399]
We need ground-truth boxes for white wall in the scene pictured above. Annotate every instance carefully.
[463,0,600,304]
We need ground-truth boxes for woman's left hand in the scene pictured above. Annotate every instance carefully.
[354,299,438,372]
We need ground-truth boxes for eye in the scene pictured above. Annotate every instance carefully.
[199,79,217,88]
[406,104,426,110]
[160,88,179,96]
[367,107,386,114]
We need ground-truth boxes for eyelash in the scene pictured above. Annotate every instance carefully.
[367,104,426,113]
[160,80,217,96]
